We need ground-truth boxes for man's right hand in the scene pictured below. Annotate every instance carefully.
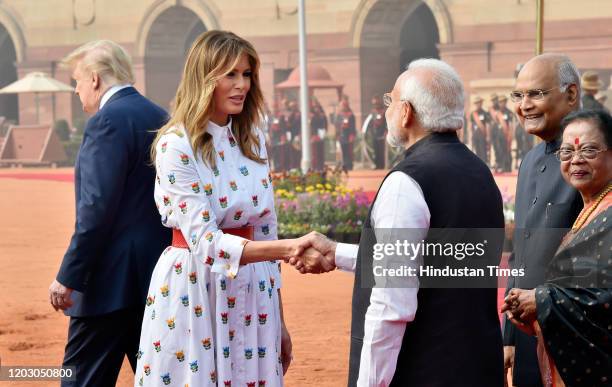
[288,231,337,274]
[49,279,74,311]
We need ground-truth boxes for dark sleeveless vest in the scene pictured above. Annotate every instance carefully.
[348,132,505,387]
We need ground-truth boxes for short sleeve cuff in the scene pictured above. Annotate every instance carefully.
[211,233,247,278]
[335,243,359,272]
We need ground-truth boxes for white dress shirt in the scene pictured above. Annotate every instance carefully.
[335,171,431,387]
[99,84,131,110]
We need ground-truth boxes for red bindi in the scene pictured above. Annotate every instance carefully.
[574,137,580,145]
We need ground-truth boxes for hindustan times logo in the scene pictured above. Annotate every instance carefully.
[372,240,487,261]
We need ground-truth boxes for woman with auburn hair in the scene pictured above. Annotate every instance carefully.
[135,30,325,387]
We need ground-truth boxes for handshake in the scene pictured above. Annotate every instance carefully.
[285,231,338,274]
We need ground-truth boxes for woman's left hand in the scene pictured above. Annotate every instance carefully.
[505,311,536,336]
[280,322,293,375]
[506,288,537,322]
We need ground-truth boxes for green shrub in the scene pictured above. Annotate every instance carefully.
[62,138,82,166]
[53,119,71,141]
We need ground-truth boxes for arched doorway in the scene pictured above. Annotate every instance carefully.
[0,22,18,124]
[399,3,439,71]
[144,6,206,110]
[358,0,440,117]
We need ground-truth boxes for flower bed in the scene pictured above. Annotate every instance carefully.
[273,168,370,242]
[273,170,516,249]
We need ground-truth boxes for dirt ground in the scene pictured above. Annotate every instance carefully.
[0,169,517,386]
[0,172,353,386]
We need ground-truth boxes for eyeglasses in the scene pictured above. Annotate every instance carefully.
[509,87,561,103]
[555,147,608,162]
[383,92,409,107]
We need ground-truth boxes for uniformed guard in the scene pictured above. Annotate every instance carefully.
[269,101,288,171]
[362,95,387,169]
[492,94,513,172]
[469,95,490,165]
[335,96,357,171]
[285,100,302,170]
[309,100,327,170]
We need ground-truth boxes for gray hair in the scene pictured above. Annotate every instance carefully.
[61,40,134,86]
[556,56,581,97]
[522,54,582,105]
[400,58,465,132]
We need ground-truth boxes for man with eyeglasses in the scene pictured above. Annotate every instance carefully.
[504,53,583,387]
[290,58,505,387]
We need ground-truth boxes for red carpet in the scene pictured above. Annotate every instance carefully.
[0,171,381,200]
[0,172,74,182]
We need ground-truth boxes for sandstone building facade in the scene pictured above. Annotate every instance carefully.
[1,0,611,127]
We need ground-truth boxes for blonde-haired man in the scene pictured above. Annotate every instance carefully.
[60,39,135,114]
[49,40,170,386]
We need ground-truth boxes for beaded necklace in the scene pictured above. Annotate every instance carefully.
[571,182,612,233]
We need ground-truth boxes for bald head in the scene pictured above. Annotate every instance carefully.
[521,53,581,97]
[514,53,580,141]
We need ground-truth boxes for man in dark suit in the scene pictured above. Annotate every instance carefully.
[504,53,582,387]
[291,59,505,386]
[49,40,170,386]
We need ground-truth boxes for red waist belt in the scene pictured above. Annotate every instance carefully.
[172,226,254,249]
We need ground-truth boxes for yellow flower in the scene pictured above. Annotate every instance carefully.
[316,183,324,189]
[296,186,303,192]
[306,186,315,192]
[325,183,332,190]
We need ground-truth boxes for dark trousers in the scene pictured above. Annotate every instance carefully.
[341,141,353,171]
[291,144,301,170]
[374,138,386,169]
[61,307,144,387]
[493,130,512,172]
[513,332,544,387]
[271,143,287,172]
[311,138,325,170]
[472,130,488,166]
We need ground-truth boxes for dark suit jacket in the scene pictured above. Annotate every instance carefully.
[57,87,171,317]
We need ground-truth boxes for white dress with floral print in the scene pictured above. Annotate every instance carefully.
[135,119,283,387]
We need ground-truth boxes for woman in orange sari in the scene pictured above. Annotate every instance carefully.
[503,109,611,387]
